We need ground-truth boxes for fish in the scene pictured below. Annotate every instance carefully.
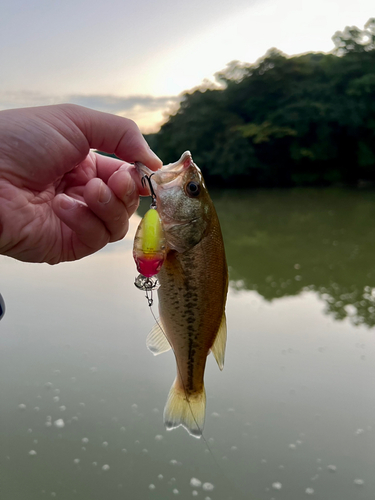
[135,151,228,438]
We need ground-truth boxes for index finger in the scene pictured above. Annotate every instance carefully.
[60,104,163,172]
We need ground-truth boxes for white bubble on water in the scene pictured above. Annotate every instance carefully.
[272,482,282,490]
[18,404,26,410]
[51,493,56,497]
[131,403,138,410]
[102,464,110,471]
[305,487,314,495]
[82,438,89,444]
[29,450,37,456]
[121,449,127,453]
[28,428,32,433]
[102,441,108,447]
[354,479,364,486]
[173,489,179,495]
[59,406,66,412]
[327,465,337,472]
[192,491,198,497]
[155,435,163,441]
[158,474,163,480]
[190,478,202,487]
[54,419,65,428]
[211,412,220,418]
[149,484,155,490]
[45,422,52,427]
[71,416,78,422]
[53,397,60,403]
[344,304,356,315]
[170,459,182,466]
[44,382,53,389]
[202,483,214,491]
[73,459,80,464]
[142,449,148,454]
[92,462,97,466]
[355,428,364,436]
[289,444,296,450]
[34,440,38,444]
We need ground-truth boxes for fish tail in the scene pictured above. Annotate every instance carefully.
[163,378,206,439]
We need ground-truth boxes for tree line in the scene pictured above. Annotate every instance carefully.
[146,19,375,188]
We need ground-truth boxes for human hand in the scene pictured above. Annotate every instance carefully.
[0,104,161,264]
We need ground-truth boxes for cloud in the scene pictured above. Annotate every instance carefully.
[0,91,180,132]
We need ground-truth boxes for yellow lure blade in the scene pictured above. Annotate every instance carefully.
[133,208,166,277]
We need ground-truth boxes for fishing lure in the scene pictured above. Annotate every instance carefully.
[133,175,166,303]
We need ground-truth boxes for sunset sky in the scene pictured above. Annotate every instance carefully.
[1,0,373,131]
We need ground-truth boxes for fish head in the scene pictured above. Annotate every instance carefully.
[136,152,214,253]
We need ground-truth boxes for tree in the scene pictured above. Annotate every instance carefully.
[146,19,375,188]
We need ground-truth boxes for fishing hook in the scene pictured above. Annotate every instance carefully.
[141,173,157,208]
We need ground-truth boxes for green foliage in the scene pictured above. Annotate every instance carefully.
[147,19,375,187]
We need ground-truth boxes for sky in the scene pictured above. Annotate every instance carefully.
[0,0,373,132]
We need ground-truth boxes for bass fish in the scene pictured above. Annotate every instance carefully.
[135,151,228,438]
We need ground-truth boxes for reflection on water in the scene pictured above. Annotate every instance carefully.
[214,189,375,327]
[0,189,374,500]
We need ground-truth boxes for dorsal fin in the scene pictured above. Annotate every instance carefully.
[146,320,171,355]
[211,313,227,370]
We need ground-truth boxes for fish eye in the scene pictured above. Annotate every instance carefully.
[186,181,200,197]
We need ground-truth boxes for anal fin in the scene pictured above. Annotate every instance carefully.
[146,319,171,356]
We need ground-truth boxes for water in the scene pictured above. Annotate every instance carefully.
[0,188,374,499]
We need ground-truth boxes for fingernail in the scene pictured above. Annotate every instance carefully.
[149,149,162,166]
[59,194,77,211]
[124,172,136,197]
[98,181,112,204]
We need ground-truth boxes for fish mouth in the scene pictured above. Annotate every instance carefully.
[135,151,194,189]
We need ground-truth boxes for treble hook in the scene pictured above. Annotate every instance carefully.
[141,173,157,207]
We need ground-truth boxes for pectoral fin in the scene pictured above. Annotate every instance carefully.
[146,320,171,355]
[211,313,227,370]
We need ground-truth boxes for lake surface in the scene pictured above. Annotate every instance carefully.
[1,189,374,500]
